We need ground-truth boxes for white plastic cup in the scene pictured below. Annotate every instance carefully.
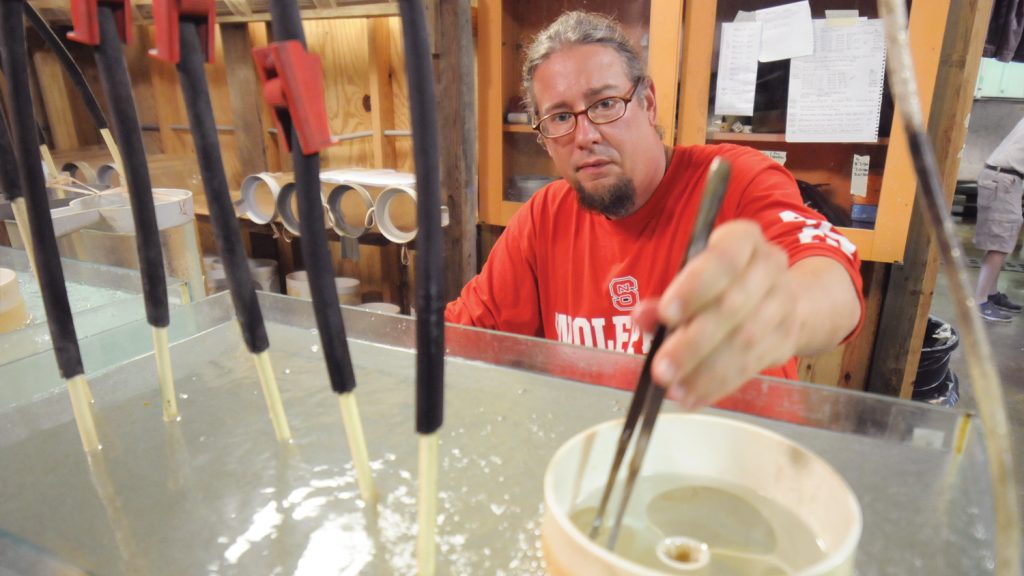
[355,301,400,314]
[248,258,279,293]
[205,268,228,295]
[0,267,30,334]
[286,271,360,305]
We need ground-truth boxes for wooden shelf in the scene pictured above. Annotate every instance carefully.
[706,132,890,145]
[503,124,535,133]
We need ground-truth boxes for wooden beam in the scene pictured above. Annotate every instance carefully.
[29,0,402,25]
[424,0,440,56]
[868,0,994,397]
[675,0,716,146]
[367,18,397,168]
[221,23,269,178]
[438,0,478,299]
[380,242,404,309]
[648,0,683,145]
[241,22,286,172]
[30,49,80,149]
[123,22,163,152]
[474,0,500,225]
[23,37,53,148]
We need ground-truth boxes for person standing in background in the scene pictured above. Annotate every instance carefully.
[974,117,1024,322]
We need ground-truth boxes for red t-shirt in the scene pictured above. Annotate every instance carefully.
[446,144,864,381]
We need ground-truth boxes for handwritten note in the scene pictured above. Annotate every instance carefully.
[786,19,886,143]
[851,154,870,197]
[714,22,762,116]
[755,1,813,62]
[760,150,788,166]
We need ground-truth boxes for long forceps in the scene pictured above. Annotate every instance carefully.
[588,156,732,550]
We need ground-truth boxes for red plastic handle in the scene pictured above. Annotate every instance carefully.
[66,0,132,46]
[149,0,217,64]
[252,41,334,155]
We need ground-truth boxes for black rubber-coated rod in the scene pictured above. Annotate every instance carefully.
[93,6,169,328]
[0,0,83,378]
[176,20,269,354]
[25,4,108,131]
[0,106,23,201]
[292,144,358,394]
[268,0,358,395]
[398,0,445,435]
[268,0,305,44]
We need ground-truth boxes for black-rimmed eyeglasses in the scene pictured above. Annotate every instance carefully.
[532,79,642,139]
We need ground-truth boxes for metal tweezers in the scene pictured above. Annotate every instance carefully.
[588,156,732,550]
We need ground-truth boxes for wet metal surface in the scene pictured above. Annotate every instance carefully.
[0,292,1002,574]
[0,246,185,367]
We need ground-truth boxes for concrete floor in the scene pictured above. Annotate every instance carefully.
[927,222,1024,530]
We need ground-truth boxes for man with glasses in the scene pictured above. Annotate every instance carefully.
[446,11,864,410]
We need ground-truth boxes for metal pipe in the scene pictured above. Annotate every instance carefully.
[0,0,99,452]
[92,5,178,420]
[878,2,1021,573]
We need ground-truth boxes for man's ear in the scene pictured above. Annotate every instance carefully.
[643,78,658,125]
[536,134,550,154]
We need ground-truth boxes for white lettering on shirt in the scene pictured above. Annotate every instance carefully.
[555,312,651,354]
[571,317,594,347]
[778,210,857,259]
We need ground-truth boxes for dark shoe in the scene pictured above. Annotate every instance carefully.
[979,300,1013,322]
[989,292,1022,313]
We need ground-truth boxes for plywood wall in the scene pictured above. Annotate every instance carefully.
[24,16,421,309]
[28,17,415,186]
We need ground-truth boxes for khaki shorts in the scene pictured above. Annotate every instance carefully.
[974,168,1024,253]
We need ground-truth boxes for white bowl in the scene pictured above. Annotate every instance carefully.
[285,271,360,305]
[542,413,861,576]
[0,267,29,334]
[355,301,400,314]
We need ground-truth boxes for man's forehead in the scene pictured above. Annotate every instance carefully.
[532,46,631,111]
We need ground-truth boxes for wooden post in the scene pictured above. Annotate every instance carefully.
[438,0,477,299]
[423,0,439,56]
[30,50,80,149]
[868,0,994,397]
[23,39,53,149]
[221,23,269,177]
[143,22,190,158]
[675,0,716,146]
[380,242,404,310]
[367,18,396,169]
[123,21,162,152]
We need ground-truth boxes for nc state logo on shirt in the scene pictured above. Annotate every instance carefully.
[609,276,639,311]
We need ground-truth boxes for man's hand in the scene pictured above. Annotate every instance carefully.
[632,220,860,410]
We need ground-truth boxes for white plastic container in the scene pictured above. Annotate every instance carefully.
[0,267,29,334]
[355,301,400,314]
[543,413,861,576]
[285,271,360,305]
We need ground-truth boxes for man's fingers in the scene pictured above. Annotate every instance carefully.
[631,300,661,333]
[656,277,797,409]
[652,240,788,385]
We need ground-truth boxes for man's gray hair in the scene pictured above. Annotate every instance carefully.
[521,11,646,117]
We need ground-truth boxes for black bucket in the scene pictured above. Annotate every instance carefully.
[912,316,960,406]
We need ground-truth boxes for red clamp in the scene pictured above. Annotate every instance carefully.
[149,0,216,64]
[253,41,334,155]
[66,0,132,46]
